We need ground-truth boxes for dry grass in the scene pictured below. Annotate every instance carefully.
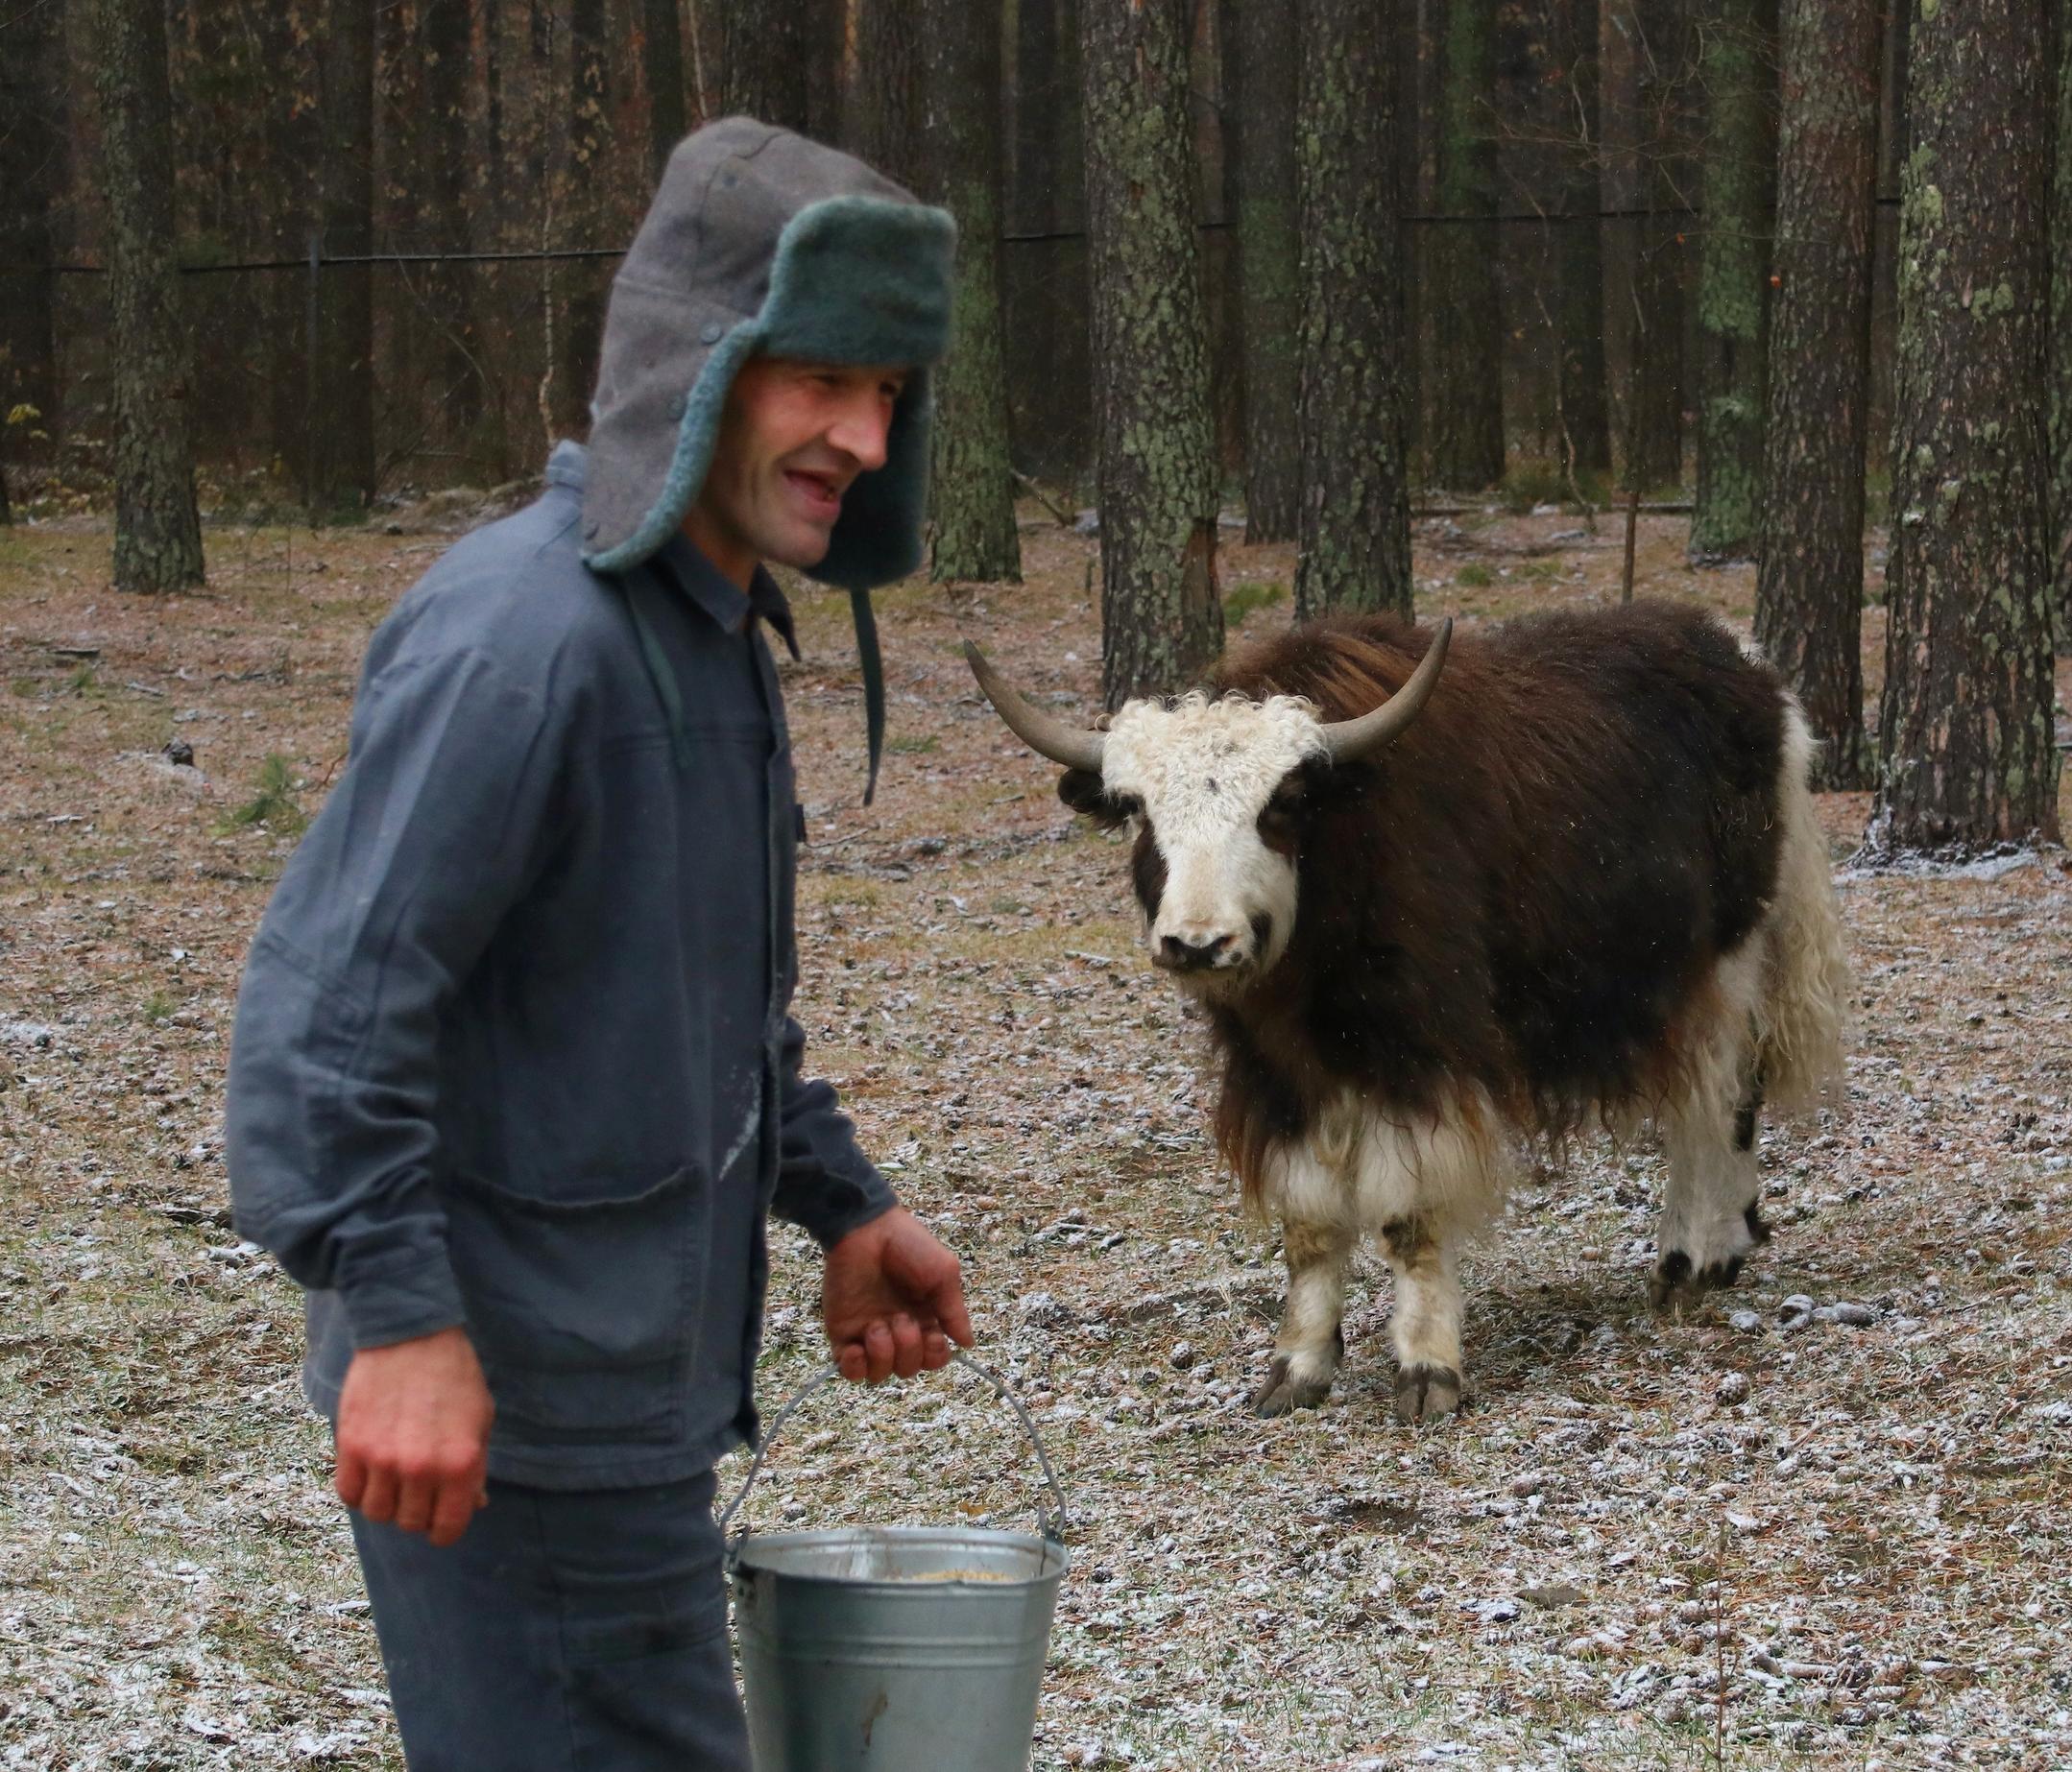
[2,500,2069,1769]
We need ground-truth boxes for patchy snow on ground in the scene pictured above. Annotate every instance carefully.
[3,510,2069,1768]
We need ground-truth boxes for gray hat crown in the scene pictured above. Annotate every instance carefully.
[581,117,957,588]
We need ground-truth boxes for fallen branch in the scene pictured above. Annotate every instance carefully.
[1013,471,1077,529]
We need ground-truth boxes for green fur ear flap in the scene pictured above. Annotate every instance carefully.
[850,587,885,806]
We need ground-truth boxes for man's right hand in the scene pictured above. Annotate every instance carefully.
[334,1325,494,1547]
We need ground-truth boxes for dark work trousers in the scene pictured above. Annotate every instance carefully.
[349,1470,752,1771]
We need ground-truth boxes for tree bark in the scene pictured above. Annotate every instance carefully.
[1003,0,1092,480]
[91,0,205,590]
[1688,0,1776,563]
[1296,0,1411,617]
[1,0,67,477]
[262,3,319,496]
[1875,0,2058,850]
[710,3,812,132]
[422,0,481,439]
[1425,0,1506,490]
[922,0,1020,583]
[1754,0,1878,789]
[1554,0,1613,472]
[1866,0,1910,482]
[851,0,928,193]
[1398,0,1426,469]
[644,0,688,178]
[1081,0,1222,706]
[310,0,376,513]
[549,0,612,439]
[1629,0,1689,491]
[1231,0,1302,541]
[2052,2,2071,650]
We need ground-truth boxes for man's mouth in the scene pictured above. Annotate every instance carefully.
[784,469,843,522]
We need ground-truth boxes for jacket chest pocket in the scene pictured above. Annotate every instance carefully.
[442,1163,707,1446]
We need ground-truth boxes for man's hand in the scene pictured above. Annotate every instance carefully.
[823,1206,974,1383]
[334,1325,494,1547]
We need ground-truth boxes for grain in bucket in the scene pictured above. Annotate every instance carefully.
[722,1351,1068,1770]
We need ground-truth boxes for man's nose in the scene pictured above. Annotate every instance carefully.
[828,397,893,473]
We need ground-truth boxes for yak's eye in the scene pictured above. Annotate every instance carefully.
[1111,793,1145,822]
[1257,784,1304,852]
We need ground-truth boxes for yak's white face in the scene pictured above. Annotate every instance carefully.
[1097,694,1327,992]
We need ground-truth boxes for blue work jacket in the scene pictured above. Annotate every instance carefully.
[225,443,895,1488]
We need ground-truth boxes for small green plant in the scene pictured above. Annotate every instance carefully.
[886,732,939,755]
[65,662,99,696]
[1454,563,1496,589]
[1500,461,1566,514]
[142,991,175,1024]
[1500,459,1612,515]
[1517,559,1562,584]
[219,754,306,837]
[1222,579,1287,629]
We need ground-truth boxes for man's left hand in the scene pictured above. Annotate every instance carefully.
[823,1206,973,1383]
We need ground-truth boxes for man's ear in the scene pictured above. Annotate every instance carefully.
[1058,768,1131,828]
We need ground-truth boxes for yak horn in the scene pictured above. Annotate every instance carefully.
[963,641,1108,775]
[1317,618,1453,764]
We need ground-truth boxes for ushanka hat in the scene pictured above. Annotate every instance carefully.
[580,117,957,799]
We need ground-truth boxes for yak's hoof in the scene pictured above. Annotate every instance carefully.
[1393,1362,1462,1425]
[1648,1247,1745,1312]
[1250,1353,1335,1417]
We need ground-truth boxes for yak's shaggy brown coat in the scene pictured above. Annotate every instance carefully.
[1019,600,1848,1421]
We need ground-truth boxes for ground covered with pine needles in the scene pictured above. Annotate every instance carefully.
[3,497,2069,1769]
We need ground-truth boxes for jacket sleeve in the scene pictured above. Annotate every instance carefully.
[770,1010,899,1249]
[224,646,567,1351]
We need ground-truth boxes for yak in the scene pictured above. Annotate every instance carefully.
[966,601,1849,1422]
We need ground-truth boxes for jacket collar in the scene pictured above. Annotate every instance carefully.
[552,442,800,659]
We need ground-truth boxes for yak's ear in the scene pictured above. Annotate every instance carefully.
[1058,768,1134,828]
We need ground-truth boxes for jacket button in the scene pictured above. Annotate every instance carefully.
[700,322,724,345]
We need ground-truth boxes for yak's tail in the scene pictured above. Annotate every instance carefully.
[1755,700,1851,1115]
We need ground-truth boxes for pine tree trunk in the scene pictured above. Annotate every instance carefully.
[423,0,481,441]
[2,0,66,475]
[1003,0,1092,481]
[1231,0,1301,541]
[1295,0,1411,617]
[1866,0,1910,485]
[1875,0,2058,850]
[1398,0,1426,470]
[2052,5,2072,651]
[551,0,612,439]
[1424,0,1506,490]
[1081,0,1222,706]
[644,0,688,178]
[1753,0,1878,789]
[1554,0,1612,473]
[264,4,318,496]
[851,0,928,193]
[311,0,376,514]
[797,0,842,142]
[923,0,1020,583]
[91,0,205,590]
[1688,0,1775,563]
[711,3,811,131]
[1629,0,1688,491]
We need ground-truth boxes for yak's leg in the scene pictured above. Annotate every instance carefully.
[1651,1069,1769,1310]
[1251,1213,1356,1416]
[1380,1215,1464,1424]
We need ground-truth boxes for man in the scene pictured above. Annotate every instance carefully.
[225,119,972,1768]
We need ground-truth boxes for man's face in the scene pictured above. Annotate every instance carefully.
[685,356,908,585]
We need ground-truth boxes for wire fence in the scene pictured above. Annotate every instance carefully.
[0,200,1908,511]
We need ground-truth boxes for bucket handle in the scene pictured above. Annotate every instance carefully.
[719,1350,1069,1549]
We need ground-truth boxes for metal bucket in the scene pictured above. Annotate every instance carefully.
[722,1351,1069,1771]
